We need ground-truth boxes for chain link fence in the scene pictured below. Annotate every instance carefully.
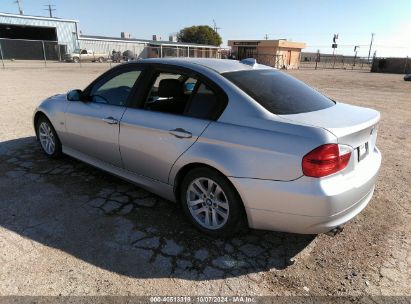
[253,54,285,69]
[0,38,220,69]
[299,53,373,70]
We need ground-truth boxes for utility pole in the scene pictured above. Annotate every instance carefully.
[44,4,56,18]
[332,33,339,68]
[353,45,359,66]
[264,34,269,40]
[212,19,221,34]
[15,0,23,15]
[367,33,375,64]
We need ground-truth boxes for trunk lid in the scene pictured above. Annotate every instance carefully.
[279,102,380,153]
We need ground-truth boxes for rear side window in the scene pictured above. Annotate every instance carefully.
[223,70,335,115]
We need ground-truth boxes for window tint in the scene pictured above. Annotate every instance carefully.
[89,70,141,106]
[184,83,219,119]
[223,70,335,115]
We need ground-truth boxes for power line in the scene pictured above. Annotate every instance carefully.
[44,4,56,18]
[308,44,369,47]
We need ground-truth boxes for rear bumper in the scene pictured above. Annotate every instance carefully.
[229,147,381,234]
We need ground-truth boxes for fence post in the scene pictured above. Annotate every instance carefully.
[57,44,61,62]
[42,40,47,67]
[0,40,5,69]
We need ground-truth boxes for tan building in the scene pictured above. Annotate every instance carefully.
[228,39,306,69]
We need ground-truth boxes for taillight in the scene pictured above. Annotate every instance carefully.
[302,144,352,178]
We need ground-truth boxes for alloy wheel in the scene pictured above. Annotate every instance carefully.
[38,121,56,155]
[186,177,230,230]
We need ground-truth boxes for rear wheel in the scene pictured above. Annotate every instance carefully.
[73,57,80,63]
[37,116,62,158]
[98,57,104,63]
[180,167,248,237]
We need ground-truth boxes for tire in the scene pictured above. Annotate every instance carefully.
[180,167,248,237]
[98,57,104,63]
[36,116,62,158]
[73,57,80,63]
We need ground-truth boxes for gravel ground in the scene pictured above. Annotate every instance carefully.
[0,66,410,296]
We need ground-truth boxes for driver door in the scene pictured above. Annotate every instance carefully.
[64,67,143,167]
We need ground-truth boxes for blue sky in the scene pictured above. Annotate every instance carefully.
[2,0,411,56]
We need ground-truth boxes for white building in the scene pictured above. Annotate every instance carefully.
[0,12,220,60]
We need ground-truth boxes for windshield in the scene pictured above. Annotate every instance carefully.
[223,69,335,115]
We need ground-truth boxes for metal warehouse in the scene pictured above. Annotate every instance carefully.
[0,12,220,61]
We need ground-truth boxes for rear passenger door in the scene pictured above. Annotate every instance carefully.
[119,66,226,183]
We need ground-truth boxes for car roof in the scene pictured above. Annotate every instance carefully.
[132,58,273,74]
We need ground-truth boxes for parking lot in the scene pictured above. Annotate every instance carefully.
[0,65,410,296]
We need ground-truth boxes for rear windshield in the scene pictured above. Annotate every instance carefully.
[223,69,335,115]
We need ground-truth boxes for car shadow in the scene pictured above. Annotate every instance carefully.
[0,137,315,280]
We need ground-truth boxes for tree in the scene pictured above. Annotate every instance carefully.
[177,25,222,46]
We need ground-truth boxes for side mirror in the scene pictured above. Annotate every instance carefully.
[67,89,83,101]
[184,82,196,92]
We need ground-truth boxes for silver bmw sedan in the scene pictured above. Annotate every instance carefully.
[33,58,381,237]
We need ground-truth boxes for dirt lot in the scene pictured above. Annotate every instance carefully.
[0,66,410,296]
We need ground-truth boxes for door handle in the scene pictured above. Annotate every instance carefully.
[102,117,118,124]
[169,128,192,139]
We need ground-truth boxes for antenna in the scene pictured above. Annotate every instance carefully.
[15,0,23,15]
[44,4,56,18]
[212,19,221,33]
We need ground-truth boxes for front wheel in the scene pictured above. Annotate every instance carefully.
[98,57,104,63]
[180,167,248,237]
[37,116,62,158]
[73,57,80,63]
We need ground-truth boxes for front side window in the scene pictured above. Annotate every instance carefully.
[89,70,142,106]
[223,69,335,115]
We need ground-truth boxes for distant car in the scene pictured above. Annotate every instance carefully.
[64,49,107,63]
[404,74,411,81]
[122,50,136,61]
[33,58,381,237]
